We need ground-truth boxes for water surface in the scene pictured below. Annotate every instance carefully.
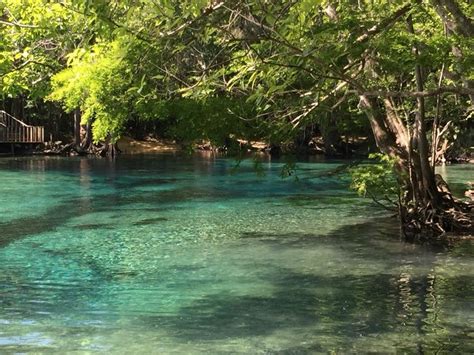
[0,154,473,353]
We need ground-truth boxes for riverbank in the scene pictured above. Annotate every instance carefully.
[117,136,181,154]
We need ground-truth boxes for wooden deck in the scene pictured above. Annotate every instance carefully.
[0,110,44,143]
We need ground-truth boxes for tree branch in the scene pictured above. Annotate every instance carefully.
[355,86,474,98]
[0,19,39,28]
[355,3,414,43]
[159,1,225,38]
[430,0,474,37]
[0,60,56,78]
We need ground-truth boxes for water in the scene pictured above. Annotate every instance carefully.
[0,154,473,353]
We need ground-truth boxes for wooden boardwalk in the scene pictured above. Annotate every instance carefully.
[0,110,44,143]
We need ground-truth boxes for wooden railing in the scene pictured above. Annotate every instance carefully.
[0,110,44,143]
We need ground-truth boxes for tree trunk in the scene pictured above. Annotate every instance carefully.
[74,108,81,146]
[407,15,439,207]
[358,92,473,239]
[430,0,474,37]
[80,121,92,150]
[320,112,342,156]
[358,95,408,161]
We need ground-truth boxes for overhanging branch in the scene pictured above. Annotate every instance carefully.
[356,86,474,98]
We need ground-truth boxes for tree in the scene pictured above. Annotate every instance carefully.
[1,0,87,137]
[2,0,473,238]
[82,0,469,238]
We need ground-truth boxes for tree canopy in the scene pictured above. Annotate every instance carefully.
[1,0,473,237]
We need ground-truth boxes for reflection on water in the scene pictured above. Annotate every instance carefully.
[0,155,473,353]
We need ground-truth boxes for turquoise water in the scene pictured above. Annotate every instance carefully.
[0,154,473,353]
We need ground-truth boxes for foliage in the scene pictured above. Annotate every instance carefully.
[350,153,399,207]
[279,159,299,180]
[48,39,132,142]
[2,0,472,149]
[0,0,82,99]
[1,1,473,218]
[154,97,263,147]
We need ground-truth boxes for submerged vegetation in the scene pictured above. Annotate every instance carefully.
[1,0,473,239]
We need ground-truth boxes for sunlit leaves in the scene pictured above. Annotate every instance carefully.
[2,0,472,149]
[0,0,82,98]
[350,153,399,203]
[49,40,131,142]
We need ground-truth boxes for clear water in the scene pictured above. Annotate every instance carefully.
[0,154,473,353]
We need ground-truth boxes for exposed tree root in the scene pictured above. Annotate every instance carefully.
[43,140,120,157]
[402,180,474,243]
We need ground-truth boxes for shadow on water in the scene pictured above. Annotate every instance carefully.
[141,271,400,337]
[139,267,474,352]
[0,156,348,249]
[138,218,474,352]
[0,185,227,249]
[1,157,473,352]
[0,203,88,248]
[132,217,169,225]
